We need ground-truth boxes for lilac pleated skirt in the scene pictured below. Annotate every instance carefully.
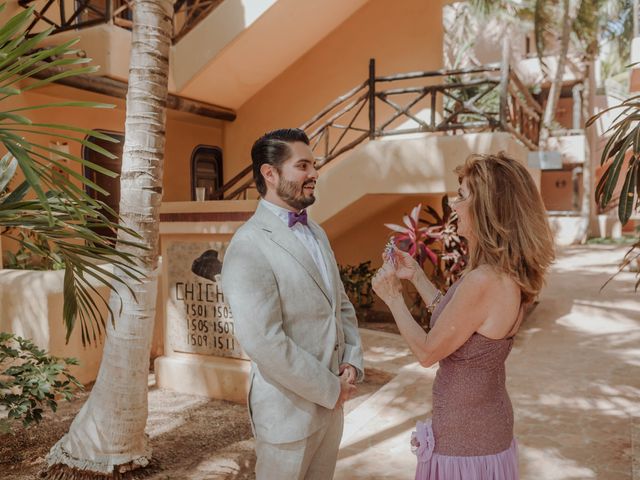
[411,420,519,480]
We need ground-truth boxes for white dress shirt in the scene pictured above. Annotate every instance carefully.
[261,199,333,297]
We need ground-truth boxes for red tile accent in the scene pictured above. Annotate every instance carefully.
[159,211,254,222]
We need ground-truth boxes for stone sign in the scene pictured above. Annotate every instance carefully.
[166,241,246,359]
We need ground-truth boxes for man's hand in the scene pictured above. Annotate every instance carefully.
[339,363,357,384]
[334,372,357,410]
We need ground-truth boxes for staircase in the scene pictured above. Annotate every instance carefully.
[215,57,543,202]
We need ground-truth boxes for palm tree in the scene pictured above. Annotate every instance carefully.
[469,0,632,242]
[46,0,174,477]
[470,0,632,136]
[533,0,575,143]
[0,6,142,344]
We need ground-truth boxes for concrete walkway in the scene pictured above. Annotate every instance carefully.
[336,244,640,480]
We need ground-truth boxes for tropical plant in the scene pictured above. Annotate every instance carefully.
[385,197,468,290]
[419,196,468,289]
[385,203,439,268]
[45,1,175,477]
[339,261,376,311]
[4,230,65,270]
[586,65,640,289]
[0,4,143,345]
[385,198,468,324]
[588,83,639,225]
[0,333,82,434]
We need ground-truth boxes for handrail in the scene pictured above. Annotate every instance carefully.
[375,64,501,82]
[217,58,542,200]
[301,81,368,130]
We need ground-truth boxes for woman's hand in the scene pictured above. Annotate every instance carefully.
[392,249,422,283]
[372,263,403,306]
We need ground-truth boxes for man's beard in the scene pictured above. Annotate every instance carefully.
[276,178,316,210]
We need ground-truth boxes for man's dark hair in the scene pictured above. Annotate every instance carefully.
[251,128,310,197]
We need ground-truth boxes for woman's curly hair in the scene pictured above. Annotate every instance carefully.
[455,152,555,303]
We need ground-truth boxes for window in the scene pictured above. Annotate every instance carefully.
[191,146,223,201]
[82,130,124,240]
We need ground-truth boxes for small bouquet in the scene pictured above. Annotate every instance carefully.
[383,240,397,267]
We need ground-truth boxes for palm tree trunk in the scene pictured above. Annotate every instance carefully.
[45,0,173,477]
[539,0,572,144]
[578,63,594,241]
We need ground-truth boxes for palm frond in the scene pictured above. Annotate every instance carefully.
[0,6,145,345]
[0,152,16,192]
[534,0,556,67]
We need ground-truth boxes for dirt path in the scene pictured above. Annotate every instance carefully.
[1,367,392,479]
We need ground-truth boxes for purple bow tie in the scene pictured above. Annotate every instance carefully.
[288,210,308,228]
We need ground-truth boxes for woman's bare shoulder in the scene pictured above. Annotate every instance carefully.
[462,265,513,290]
[466,265,518,288]
[467,267,521,338]
[460,267,520,311]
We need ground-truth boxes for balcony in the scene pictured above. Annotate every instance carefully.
[17,0,224,43]
[545,130,586,166]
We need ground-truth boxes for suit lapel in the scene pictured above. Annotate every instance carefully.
[253,203,332,305]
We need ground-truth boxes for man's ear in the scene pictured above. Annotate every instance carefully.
[260,163,277,188]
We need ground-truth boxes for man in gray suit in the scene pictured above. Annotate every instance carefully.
[221,128,364,479]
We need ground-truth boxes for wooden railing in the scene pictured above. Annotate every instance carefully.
[18,0,224,43]
[216,57,542,200]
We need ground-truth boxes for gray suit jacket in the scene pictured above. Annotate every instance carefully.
[221,202,364,444]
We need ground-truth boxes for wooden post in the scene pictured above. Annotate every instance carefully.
[368,58,376,140]
[430,89,436,129]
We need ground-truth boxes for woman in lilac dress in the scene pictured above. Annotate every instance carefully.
[372,153,555,479]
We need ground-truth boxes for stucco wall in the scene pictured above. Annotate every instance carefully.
[0,268,108,385]
[0,86,224,201]
[0,261,165,385]
[223,0,445,175]
[315,131,533,267]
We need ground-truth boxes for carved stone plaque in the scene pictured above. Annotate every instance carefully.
[166,240,246,359]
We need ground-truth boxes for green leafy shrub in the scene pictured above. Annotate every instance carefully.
[0,333,82,433]
[339,261,376,310]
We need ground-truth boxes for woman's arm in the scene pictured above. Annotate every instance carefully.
[392,249,440,306]
[372,263,430,362]
[417,270,491,366]
[374,263,492,368]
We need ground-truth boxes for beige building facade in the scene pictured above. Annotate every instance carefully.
[1,0,555,393]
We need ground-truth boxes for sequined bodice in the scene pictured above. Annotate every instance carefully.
[428,278,515,456]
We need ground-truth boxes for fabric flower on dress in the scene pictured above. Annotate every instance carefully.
[410,419,435,464]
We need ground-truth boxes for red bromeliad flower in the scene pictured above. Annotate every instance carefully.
[384,203,439,268]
